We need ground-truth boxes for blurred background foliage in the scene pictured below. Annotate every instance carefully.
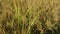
[0,0,60,34]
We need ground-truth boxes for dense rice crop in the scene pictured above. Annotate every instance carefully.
[0,0,60,34]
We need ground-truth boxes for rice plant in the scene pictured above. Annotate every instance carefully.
[0,0,60,34]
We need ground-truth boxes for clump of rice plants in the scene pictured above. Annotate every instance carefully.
[0,0,60,34]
